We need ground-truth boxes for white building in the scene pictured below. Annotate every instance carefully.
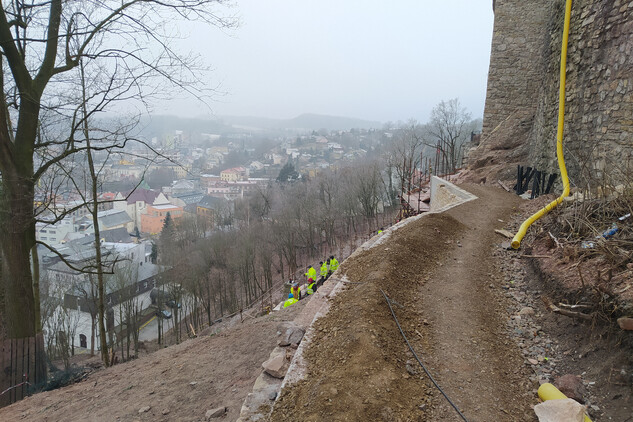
[113,188,170,232]
[36,217,75,246]
[44,240,160,351]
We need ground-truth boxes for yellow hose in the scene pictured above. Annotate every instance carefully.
[512,0,573,249]
[538,383,592,422]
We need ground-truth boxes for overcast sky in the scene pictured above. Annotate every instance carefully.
[160,0,495,124]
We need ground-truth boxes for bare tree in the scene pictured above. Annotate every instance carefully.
[0,1,236,383]
[352,161,383,220]
[426,98,473,174]
[385,122,424,198]
[110,261,141,361]
[40,281,79,370]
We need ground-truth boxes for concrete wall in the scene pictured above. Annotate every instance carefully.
[429,176,477,212]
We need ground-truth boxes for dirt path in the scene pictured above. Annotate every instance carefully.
[421,184,535,420]
[270,184,536,421]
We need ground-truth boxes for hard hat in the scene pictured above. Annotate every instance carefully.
[308,278,314,282]
[288,293,294,299]
[293,283,298,287]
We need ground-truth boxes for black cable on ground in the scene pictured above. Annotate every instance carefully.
[380,288,469,422]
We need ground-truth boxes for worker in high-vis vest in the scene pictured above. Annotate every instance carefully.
[313,262,325,288]
[283,293,298,308]
[291,283,301,300]
[320,261,328,277]
[328,255,339,274]
[306,278,316,295]
[305,265,317,282]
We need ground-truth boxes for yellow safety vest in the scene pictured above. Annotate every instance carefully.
[330,258,339,271]
[291,286,300,298]
[283,298,298,308]
[307,283,315,295]
[320,263,328,277]
[305,267,317,280]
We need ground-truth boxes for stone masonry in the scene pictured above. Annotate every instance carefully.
[471,0,633,187]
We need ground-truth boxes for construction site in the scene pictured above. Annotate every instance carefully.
[1,0,633,420]
[0,175,631,421]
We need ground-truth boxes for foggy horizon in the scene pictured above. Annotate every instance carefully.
[151,0,495,125]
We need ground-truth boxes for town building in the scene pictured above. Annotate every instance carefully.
[114,188,170,232]
[44,239,160,351]
[220,166,249,182]
[140,203,184,234]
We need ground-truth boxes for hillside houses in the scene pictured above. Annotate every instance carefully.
[36,209,133,246]
[37,126,376,241]
[29,123,387,360]
[43,238,160,351]
[114,188,170,232]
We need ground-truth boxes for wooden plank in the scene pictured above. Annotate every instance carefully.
[28,336,36,395]
[545,173,557,194]
[11,338,18,403]
[35,333,46,388]
[498,180,511,192]
[14,338,24,402]
[521,167,534,193]
[0,338,10,407]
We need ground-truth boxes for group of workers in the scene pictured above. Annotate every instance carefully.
[283,255,340,308]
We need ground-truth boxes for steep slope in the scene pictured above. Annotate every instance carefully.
[270,185,536,421]
[0,305,306,421]
[3,183,626,421]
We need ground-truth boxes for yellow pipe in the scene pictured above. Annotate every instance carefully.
[538,383,592,422]
[512,0,573,249]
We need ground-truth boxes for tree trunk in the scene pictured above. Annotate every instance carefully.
[1,177,36,338]
[0,172,48,387]
[90,313,96,357]
[81,61,110,367]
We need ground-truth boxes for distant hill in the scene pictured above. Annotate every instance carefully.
[219,113,382,131]
[135,113,382,139]
[136,115,234,138]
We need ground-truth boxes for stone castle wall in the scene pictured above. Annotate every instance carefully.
[472,0,633,187]
[481,0,551,138]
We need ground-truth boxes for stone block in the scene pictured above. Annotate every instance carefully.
[262,354,287,379]
[554,374,586,402]
[534,398,585,422]
[206,407,227,419]
[617,316,633,330]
